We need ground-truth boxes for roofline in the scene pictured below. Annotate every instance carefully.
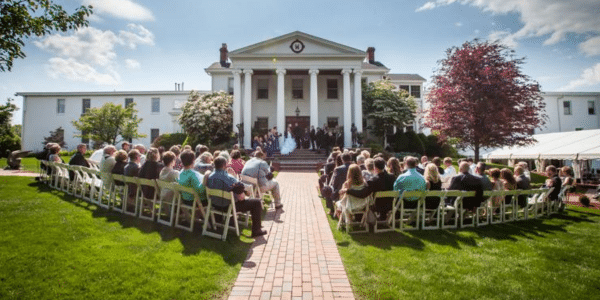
[15,90,211,97]
[230,54,366,59]
[230,31,366,56]
[543,91,600,97]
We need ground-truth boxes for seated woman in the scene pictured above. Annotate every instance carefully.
[561,166,575,187]
[386,157,403,179]
[335,164,369,219]
[501,168,517,204]
[158,151,180,205]
[138,148,164,199]
[110,150,128,186]
[227,150,245,175]
[487,168,504,210]
[48,144,63,163]
[423,163,442,209]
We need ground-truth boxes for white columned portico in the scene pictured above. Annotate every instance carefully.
[353,70,363,133]
[309,69,319,129]
[232,70,242,134]
[342,69,352,148]
[243,69,253,149]
[276,68,286,146]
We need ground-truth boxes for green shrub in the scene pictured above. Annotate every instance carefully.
[152,133,188,149]
[579,195,591,207]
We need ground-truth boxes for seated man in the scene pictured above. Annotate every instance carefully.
[394,156,427,209]
[124,149,142,203]
[240,151,282,209]
[346,157,396,221]
[207,157,267,238]
[448,161,484,211]
[325,152,353,217]
[514,165,531,207]
[68,143,90,180]
[178,149,208,206]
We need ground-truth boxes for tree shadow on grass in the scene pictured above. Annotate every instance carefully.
[331,207,597,251]
[29,181,252,264]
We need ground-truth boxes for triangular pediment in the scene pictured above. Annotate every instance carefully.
[229,31,365,57]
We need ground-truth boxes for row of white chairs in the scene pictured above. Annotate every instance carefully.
[337,185,571,233]
[38,161,259,240]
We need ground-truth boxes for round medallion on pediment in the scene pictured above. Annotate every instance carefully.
[290,39,305,54]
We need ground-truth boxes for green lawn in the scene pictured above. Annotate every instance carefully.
[323,200,600,299]
[0,176,253,300]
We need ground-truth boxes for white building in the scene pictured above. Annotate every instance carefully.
[16,90,198,151]
[18,31,426,151]
[536,92,600,134]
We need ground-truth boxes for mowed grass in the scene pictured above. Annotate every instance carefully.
[322,200,600,300]
[0,176,253,300]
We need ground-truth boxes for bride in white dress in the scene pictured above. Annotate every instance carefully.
[281,127,296,155]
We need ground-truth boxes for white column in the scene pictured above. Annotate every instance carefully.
[243,69,253,149]
[342,69,352,148]
[309,69,319,129]
[232,70,242,135]
[353,70,363,133]
[276,68,286,146]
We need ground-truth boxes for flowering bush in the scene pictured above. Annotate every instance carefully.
[179,91,233,146]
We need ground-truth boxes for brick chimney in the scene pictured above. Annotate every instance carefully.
[366,47,375,64]
[220,43,229,67]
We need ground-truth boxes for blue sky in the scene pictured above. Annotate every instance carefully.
[2,0,600,125]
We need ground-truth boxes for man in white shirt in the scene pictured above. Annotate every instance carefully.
[441,157,456,188]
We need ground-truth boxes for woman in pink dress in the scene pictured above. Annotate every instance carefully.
[227,149,245,175]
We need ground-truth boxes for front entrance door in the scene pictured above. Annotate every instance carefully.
[285,116,310,133]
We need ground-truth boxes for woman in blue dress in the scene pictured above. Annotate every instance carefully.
[281,126,296,155]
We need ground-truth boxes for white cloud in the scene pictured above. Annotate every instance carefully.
[579,36,600,56]
[416,0,600,55]
[83,0,154,21]
[455,22,463,27]
[488,30,518,48]
[34,24,154,85]
[559,63,600,91]
[125,59,140,69]
[46,58,120,85]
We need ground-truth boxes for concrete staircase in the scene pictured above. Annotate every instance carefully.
[270,148,327,172]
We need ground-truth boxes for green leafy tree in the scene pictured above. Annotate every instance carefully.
[179,91,233,147]
[72,102,145,146]
[0,0,93,71]
[43,126,65,148]
[0,99,21,156]
[362,79,417,146]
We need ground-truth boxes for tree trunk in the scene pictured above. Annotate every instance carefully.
[474,144,480,163]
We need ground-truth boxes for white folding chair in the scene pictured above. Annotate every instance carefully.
[39,160,50,184]
[397,191,425,231]
[70,165,87,199]
[441,190,468,229]
[156,180,178,227]
[138,178,159,221]
[476,192,493,227]
[421,190,445,230]
[516,189,538,221]
[524,188,546,219]
[173,184,206,232]
[109,174,126,213]
[203,187,239,240]
[372,190,399,233]
[122,176,140,217]
[56,163,71,193]
[240,174,273,208]
[458,191,477,228]
[337,194,371,234]
[502,190,520,222]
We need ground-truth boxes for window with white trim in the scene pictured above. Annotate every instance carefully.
[563,101,571,115]
[150,128,159,144]
[151,98,160,113]
[292,79,303,99]
[228,77,234,95]
[57,99,65,114]
[125,98,134,108]
[588,100,596,115]
[257,79,269,99]
[326,79,338,99]
[82,98,90,114]
[410,85,421,98]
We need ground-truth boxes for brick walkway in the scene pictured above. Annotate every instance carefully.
[228,171,354,300]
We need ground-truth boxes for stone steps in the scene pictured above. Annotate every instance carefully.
[270,149,327,172]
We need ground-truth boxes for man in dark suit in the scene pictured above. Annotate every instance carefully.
[515,165,531,207]
[310,126,316,150]
[68,143,90,180]
[293,123,302,146]
[316,127,324,150]
[545,165,562,202]
[325,152,353,217]
[448,162,484,211]
[346,157,396,220]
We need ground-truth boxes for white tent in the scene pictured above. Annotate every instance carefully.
[485,129,600,179]
[485,129,600,161]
